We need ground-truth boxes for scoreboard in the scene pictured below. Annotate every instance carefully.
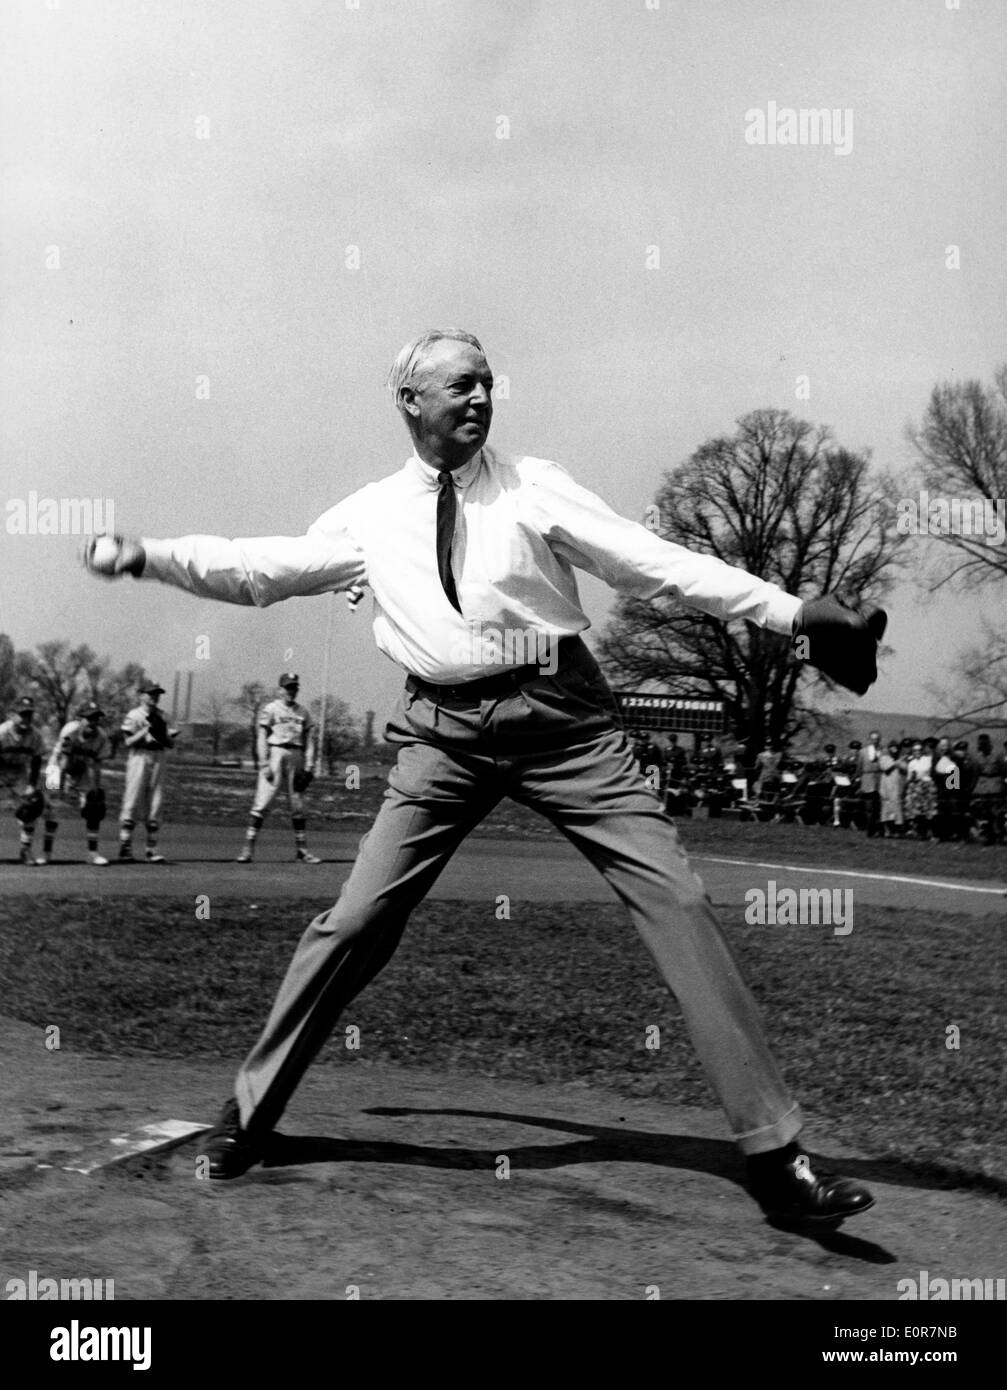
[615,693,727,735]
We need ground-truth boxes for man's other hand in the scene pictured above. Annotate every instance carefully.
[793,593,888,697]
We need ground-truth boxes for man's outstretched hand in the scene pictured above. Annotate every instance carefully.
[81,534,146,579]
[793,593,888,697]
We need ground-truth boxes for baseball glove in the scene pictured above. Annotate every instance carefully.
[65,753,89,782]
[292,768,314,793]
[793,593,888,697]
[81,788,107,824]
[15,789,45,825]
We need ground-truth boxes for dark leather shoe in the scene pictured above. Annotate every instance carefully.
[747,1145,875,1226]
[202,1098,266,1180]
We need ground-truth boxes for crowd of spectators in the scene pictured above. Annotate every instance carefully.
[629,727,1007,845]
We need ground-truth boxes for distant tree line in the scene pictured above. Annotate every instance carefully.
[1,638,362,770]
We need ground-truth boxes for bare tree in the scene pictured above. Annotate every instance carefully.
[598,410,904,761]
[233,681,267,768]
[15,640,100,728]
[924,619,1007,734]
[0,634,20,715]
[906,366,1007,726]
[906,364,1007,590]
[199,691,235,764]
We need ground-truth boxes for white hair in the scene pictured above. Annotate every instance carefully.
[386,329,486,415]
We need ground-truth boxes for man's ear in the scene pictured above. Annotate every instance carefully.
[399,386,421,418]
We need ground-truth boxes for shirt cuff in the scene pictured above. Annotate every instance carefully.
[766,590,803,636]
[138,538,171,580]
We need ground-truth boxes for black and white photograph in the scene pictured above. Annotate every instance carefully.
[1,0,1004,1344]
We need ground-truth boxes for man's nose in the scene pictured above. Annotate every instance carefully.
[468,382,491,409]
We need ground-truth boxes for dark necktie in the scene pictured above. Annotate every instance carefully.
[436,470,462,612]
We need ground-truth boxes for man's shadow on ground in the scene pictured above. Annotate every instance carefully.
[239,1104,994,1264]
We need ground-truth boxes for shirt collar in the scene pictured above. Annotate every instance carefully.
[408,449,485,490]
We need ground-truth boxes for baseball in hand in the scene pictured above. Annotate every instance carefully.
[89,535,122,573]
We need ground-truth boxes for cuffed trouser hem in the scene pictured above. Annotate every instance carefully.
[732,1102,803,1156]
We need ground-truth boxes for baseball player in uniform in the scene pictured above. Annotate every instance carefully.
[118,680,177,863]
[0,696,48,865]
[237,673,321,863]
[42,700,112,865]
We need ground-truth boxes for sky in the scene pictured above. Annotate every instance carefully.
[2,0,1005,732]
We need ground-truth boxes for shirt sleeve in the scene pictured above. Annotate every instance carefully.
[140,509,367,608]
[525,458,802,636]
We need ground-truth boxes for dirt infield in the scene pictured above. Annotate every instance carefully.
[2,1012,1005,1301]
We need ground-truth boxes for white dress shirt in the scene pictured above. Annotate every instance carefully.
[142,447,802,684]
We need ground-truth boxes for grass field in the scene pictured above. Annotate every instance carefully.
[99,760,1007,881]
[1,892,1002,1191]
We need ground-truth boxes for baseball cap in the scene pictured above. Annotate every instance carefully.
[139,680,165,695]
[79,700,104,718]
[278,672,299,687]
[15,696,35,713]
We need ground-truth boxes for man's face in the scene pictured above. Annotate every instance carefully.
[142,692,159,710]
[17,710,33,730]
[869,732,880,745]
[282,684,299,702]
[405,340,493,466]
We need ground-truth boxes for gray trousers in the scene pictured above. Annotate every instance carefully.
[235,640,801,1155]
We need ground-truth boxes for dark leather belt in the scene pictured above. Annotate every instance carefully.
[408,635,582,702]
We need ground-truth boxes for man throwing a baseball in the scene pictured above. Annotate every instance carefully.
[43,700,111,866]
[118,680,177,863]
[237,673,321,864]
[83,328,886,1228]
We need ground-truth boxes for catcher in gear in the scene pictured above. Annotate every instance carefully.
[43,700,111,866]
[236,674,321,864]
[118,680,178,863]
[0,696,48,865]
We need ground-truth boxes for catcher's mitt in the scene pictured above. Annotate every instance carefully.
[292,768,314,793]
[793,593,888,697]
[81,788,107,824]
[15,789,45,825]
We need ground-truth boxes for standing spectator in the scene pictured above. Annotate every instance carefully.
[855,730,883,838]
[932,737,959,842]
[663,733,689,785]
[952,741,975,843]
[878,740,907,838]
[637,734,662,787]
[904,739,937,840]
[972,734,1005,845]
[752,742,783,800]
[660,733,692,815]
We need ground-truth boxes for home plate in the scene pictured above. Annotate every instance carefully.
[37,1120,212,1175]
